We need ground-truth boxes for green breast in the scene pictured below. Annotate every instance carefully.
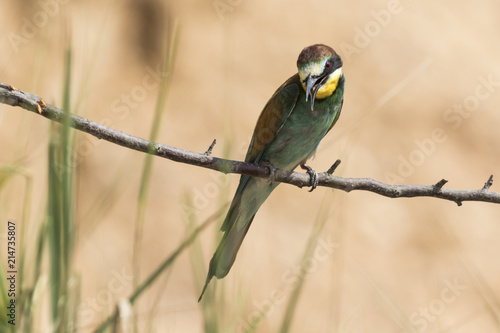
[262,75,345,170]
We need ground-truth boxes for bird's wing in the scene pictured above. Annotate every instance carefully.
[245,73,301,163]
[326,97,343,134]
[219,74,300,233]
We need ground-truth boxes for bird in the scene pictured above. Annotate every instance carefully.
[198,44,345,301]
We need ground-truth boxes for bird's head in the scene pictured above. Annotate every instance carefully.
[297,44,343,111]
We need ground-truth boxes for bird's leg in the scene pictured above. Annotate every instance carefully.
[261,159,277,182]
[300,163,318,192]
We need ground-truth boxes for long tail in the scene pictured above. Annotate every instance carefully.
[198,178,276,301]
[198,214,255,301]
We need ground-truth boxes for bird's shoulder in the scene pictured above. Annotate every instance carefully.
[245,74,302,162]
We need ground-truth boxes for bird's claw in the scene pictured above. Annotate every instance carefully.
[300,163,318,192]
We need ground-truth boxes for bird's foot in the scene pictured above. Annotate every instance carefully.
[300,163,318,192]
[261,159,277,181]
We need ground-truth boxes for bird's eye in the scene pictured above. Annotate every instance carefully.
[325,61,331,70]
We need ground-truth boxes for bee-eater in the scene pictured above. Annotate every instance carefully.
[199,44,345,301]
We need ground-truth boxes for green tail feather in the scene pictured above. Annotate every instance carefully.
[199,176,278,301]
[198,214,254,301]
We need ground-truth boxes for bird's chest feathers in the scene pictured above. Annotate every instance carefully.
[288,105,335,138]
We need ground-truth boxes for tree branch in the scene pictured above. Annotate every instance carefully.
[1,82,499,206]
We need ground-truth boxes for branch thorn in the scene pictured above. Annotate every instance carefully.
[326,159,341,175]
[204,139,216,156]
[433,179,448,192]
[482,175,493,191]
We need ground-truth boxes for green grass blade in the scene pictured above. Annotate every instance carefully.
[94,206,222,333]
[61,46,74,285]
[184,197,231,333]
[132,19,180,284]
[47,127,63,326]
[278,192,332,333]
[131,19,179,332]
[46,45,77,332]
[0,164,33,331]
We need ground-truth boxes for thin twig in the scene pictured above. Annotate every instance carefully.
[204,139,216,156]
[1,83,499,205]
[482,175,494,191]
[433,179,448,192]
[327,159,341,175]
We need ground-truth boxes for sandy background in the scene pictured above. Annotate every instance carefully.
[1,0,500,332]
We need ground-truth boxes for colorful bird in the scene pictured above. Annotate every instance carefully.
[199,44,345,301]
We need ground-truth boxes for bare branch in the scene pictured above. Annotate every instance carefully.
[1,83,499,205]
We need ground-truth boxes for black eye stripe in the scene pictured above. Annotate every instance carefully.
[324,55,342,74]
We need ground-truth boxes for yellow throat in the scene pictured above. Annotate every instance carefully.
[300,67,343,100]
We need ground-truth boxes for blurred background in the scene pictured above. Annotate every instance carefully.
[1,0,500,332]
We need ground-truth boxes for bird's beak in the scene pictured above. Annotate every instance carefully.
[305,75,325,111]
